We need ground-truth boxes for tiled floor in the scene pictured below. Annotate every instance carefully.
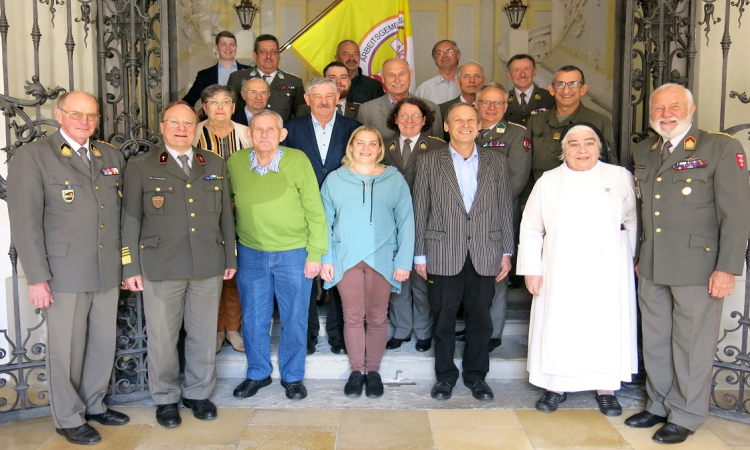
[3,406,749,449]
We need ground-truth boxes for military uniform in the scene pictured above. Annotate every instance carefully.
[227,67,304,122]
[505,85,555,127]
[477,120,532,339]
[634,125,750,431]
[527,103,617,180]
[295,101,360,119]
[121,146,236,405]
[383,132,443,341]
[7,130,124,429]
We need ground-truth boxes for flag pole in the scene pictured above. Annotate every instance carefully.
[279,0,346,52]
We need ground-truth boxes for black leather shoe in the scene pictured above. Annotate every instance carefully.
[653,422,694,444]
[465,379,494,401]
[344,371,365,398]
[85,408,130,426]
[56,424,102,445]
[155,403,181,428]
[488,338,502,352]
[307,336,317,355]
[365,372,384,398]
[430,381,454,400]
[233,376,272,398]
[535,391,567,412]
[386,336,411,349]
[624,410,667,428]
[329,337,347,355]
[182,398,217,420]
[455,329,465,341]
[281,379,308,400]
[415,338,431,352]
[596,394,622,416]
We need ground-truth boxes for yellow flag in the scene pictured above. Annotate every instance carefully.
[289,0,414,85]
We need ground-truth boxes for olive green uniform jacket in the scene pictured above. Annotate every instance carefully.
[477,120,532,201]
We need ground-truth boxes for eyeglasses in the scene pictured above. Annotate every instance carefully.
[205,99,233,107]
[398,113,424,121]
[434,49,456,57]
[478,100,507,108]
[243,89,269,97]
[162,118,196,128]
[58,108,100,121]
[553,81,583,90]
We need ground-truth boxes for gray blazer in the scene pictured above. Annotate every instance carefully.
[121,146,237,281]
[7,131,125,293]
[413,145,514,277]
[356,94,443,144]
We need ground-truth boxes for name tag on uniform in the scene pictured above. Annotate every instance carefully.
[483,141,507,147]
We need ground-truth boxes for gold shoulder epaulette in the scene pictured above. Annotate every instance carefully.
[426,136,446,142]
[95,139,116,148]
[707,130,735,139]
[508,122,527,130]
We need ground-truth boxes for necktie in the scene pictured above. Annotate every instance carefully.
[263,75,271,84]
[520,92,528,112]
[77,148,91,170]
[336,104,344,115]
[402,138,412,161]
[661,140,672,165]
[178,154,191,177]
[477,129,490,143]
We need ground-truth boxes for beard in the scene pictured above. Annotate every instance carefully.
[650,113,692,140]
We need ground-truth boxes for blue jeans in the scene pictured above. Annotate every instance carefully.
[236,244,311,382]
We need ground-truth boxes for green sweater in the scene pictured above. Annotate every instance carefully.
[227,147,328,262]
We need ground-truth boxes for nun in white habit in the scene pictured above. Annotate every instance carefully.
[517,123,638,416]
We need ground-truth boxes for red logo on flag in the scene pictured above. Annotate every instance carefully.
[737,153,745,169]
[523,137,531,152]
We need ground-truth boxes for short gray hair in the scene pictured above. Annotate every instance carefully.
[559,124,602,160]
[650,83,694,109]
[476,82,508,102]
[249,109,284,130]
[457,61,484,79]
[305,77,338,95]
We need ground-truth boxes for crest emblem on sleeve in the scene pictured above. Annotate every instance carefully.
[737,153,746,169]
[523,137,532,152]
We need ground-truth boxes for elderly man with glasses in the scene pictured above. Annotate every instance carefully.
[121,100,237,429]
[526,65,617,181]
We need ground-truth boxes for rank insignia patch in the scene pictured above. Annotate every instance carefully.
[534,92,542,101]
[684,136,696,150]
[90,145,102,158]
[523,137,532,152]
[60,143,72,157]
[496,123,506,134]
[159,151,169,163]
[62,189,74,203]
[553,133,561,140]
[389,142,396,152]
[152,195,164,209]
[737,153,746,169]
[419,141,427,151]
[651,138,661,150]
[196,153,206,165]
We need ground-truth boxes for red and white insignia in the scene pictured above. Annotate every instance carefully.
[159,151,168,164]
[523,137,531,152]
[196,153,206,165]
[737,153,746,169]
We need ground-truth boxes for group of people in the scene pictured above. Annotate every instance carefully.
[6,29,750,447]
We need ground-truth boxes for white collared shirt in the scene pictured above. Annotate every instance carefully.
[514,86,535,106]
[415,74,460,104]
[165,145,194,169]
[258,70,278,85]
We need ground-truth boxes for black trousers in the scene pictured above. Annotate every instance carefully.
[307,278,344,341]
[427,254,495,384]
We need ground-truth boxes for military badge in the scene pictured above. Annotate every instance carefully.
[196,153,206,165]
[152,195,164,209]
[507,93,515,103]
[389,142,396,152]
[651,138,661,150]
[523,137,532,152]
[347,104,356,111]
[737,153,746,169]
[101,167,120,176]
[121,247,131,265]
[278,72,285,80]
[483,141,507,147]
[533,92,542,101]
[496,123,506,134]
[203,174,224,180]
[62,189,74,203]
[530,108,548,115]
[60,143,72,157]
[159,151,168,163]
[419,141,427,151]
[683,136,696,150]
[90,144,102,158]
[553,133,561,140]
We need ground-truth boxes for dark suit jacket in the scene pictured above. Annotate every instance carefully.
[182,61,252,106]
[505,85,555,126]
[281,114,362,187]
[383,132,444,190]
[413,146,514,277]
[357,94,443,144]
[349,68,385,104]
[296,102,360,119]
[7,131,125,292]
[227,68,305,122]
[438,96,463,141]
